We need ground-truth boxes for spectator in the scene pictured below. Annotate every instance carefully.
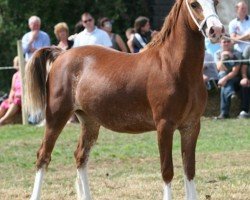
[239,45,250,118]
[215,36,242,119]
[99,17,128,52]
[73,12,112,48]
[74,20,85,34]
[0,57,22,126]
[229,0,250,52]
[54,22,73,50]
[22,16,51,61]
[132,16,157,53]
[205,37,220,59]
[68,20,85,41]
[125,28,135,53]
[203,51,218,90]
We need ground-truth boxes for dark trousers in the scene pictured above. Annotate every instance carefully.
[219,72,240,115]
[241,86,250,112]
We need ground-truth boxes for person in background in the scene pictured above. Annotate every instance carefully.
[203,51,219,90]
[99,17,128,52]
[238,45,250,118]
[0,57,22,126]
[215,36,242,119]
[54,22,73,50]
[68,20,85,41]
[73,12,112,48]
[125,28,135,53]
[205,37,220,59]
[132,16,157,53]
[22,16,50,61]
[229,0,250,52]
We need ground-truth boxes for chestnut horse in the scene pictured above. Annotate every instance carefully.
[25,0,224,199]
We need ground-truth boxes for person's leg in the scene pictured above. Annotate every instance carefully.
[241,86,250,112]
[220,87,230,117]
[220,78,239,117]
[0,104,20,125]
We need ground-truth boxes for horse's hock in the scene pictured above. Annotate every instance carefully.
[204,89,240,118]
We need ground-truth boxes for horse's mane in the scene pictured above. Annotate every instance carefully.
[147,0,183,48]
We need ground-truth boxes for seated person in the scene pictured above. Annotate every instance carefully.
[215,36,241,119]
[239,45,250,118]
[203,51,218,90]
[0,56,22,126]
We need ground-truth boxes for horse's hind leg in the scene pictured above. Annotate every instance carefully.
[74,111,100,200]
[30,104,72,200]
[179,122,200,200]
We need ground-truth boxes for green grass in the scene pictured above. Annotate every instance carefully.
[0,119,249,199]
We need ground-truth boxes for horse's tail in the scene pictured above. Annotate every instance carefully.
[25,47,64,117]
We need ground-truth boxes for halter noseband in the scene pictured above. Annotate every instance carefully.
[185,0,220,37]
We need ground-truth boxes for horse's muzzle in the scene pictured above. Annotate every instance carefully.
[207,25,225,43]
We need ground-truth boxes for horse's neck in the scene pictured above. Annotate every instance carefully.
[161,16,205,76]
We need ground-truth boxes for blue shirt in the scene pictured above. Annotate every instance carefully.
[229,15,250,52]
[22,30,51,61]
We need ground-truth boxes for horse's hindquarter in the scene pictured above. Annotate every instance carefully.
[73,47,156,133]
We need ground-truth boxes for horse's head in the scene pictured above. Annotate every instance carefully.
[185,0,225,43]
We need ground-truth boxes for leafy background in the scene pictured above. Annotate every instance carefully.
[0,0,151,91]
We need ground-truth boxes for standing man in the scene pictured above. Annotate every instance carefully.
[22,16,51,61]
[73,12,112,47]
[229,1,250,52]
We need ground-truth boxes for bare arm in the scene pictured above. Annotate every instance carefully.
[115,34,128,52]
[230,32,250,41]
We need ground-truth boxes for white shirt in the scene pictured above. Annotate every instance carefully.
[73,27,112,47]
[229,16,250,52]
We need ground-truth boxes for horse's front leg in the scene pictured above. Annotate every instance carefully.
[156,119,175,200]
[179,121,200,200]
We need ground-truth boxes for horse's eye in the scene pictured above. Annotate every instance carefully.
[191,2,200,9]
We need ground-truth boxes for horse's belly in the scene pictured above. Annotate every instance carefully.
[92,108,155,133]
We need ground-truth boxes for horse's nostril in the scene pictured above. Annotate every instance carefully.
[209,28,215,35]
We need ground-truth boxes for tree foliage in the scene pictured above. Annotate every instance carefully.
[0,0,150,91]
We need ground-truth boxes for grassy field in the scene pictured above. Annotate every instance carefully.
[0,118,249,200]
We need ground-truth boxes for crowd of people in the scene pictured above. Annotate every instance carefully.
[1,0,250,126]
[203,1,250,119]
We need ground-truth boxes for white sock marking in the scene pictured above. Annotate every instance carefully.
[163,183,172,200]
[76,166,91,200]
[30,165,46,200]
[184,176,197,200]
